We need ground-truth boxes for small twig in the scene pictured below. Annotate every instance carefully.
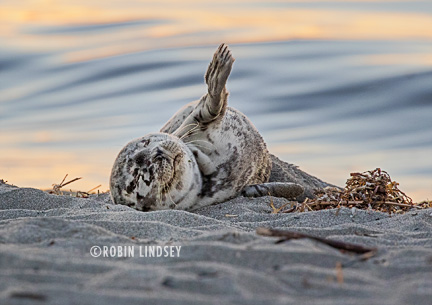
[281,207,296,213]
[76,191,89,198]
[59,174,68,186]
[269,195,277,213]
[373,201,417,209]
[256,227,377,254]
[268,192,287,214]
[343,200,415,208]
[307,201,338,207]
[271,202,293,214]
[50,174,82,195]
[335,262,344,284]
[60,177,82,188]
[87,184,102,194]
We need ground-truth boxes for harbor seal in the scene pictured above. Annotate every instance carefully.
[110,44,330,211]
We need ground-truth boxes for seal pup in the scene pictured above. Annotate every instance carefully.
[110,44,324,211]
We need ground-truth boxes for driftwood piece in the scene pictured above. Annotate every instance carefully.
[256,227,377,254]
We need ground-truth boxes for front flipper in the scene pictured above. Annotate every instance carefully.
[174,43,235,139]
[188,146,216,176]
[205,43,234,102]
[242,182,304,200]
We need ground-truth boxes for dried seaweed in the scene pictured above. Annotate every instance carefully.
[341,168,412,205]
[271,168,431,214]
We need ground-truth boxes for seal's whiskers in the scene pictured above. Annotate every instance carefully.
[179,124,201,141]
[185,139,214,148]
[156,183,163,207]
[173,123,199,138]
[164,184,177,208]
[185,141,212,151]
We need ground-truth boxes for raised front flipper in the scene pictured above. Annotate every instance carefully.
[174,43,235,139]
[242,182,304,200]
[205,43,234,103]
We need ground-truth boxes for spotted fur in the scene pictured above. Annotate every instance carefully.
[110,43,304,211]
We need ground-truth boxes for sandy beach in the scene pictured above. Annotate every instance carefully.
[1,181,431,305]
[2,1,432,304]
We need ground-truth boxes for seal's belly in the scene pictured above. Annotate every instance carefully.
[196,108,271,205]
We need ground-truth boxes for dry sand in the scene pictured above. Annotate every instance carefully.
[1,182,432,305]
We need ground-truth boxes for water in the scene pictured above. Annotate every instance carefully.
[1,0,431,201]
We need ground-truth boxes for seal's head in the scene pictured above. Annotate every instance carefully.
[110,133,201,211]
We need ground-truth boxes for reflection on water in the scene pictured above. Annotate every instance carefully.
[1,0,431,201]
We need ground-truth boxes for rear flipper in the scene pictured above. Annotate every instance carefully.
[242,182,304,200]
